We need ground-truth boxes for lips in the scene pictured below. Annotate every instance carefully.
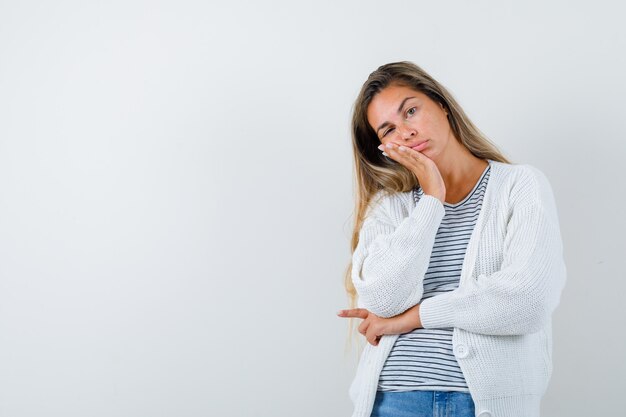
[410,140,428,151]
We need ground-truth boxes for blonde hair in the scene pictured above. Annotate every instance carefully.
[343,61,512,350]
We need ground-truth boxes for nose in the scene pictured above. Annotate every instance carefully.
[396,125,416,140]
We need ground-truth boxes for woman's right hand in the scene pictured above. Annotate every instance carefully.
[378,142,446,203]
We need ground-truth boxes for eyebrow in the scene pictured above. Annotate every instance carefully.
[375,96,416,135]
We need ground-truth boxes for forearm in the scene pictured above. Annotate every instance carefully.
[420,203,567,336]
[396,303,423,333]
[352,194,444,318]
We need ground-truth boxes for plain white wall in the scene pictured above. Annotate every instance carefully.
[0,1,624,416]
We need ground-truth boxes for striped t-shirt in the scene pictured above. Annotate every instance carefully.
[377,161,492,392]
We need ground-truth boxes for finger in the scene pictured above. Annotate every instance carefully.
[390,144,428,166]
[383,144,428,172]
[358,319,369,336]
[367,328,383,346]
[337,308,369,319]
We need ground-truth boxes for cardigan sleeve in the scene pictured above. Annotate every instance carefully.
[419,167,567,335]
[351,191,445,318]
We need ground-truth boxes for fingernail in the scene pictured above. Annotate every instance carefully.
[382,152,388,156]
[337,310,344,315]
[385,143,393,149]
[398,146,407,151]
[377,145,384,151]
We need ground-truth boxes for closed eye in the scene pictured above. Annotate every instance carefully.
[382,127,395,137]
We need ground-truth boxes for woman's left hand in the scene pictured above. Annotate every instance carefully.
[337,304,423,346]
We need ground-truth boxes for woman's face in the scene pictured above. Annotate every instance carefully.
[366,84,453,159]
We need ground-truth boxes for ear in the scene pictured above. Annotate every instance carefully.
[439,101,449,116]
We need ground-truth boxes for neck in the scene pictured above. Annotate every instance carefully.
[433,137,487,192]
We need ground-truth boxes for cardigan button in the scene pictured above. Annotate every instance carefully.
[454,343,469,358]
[476,410,492,417]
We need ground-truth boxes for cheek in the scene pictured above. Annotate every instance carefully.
[422,113,448,135]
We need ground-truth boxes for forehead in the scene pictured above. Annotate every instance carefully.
[367,84,428,125]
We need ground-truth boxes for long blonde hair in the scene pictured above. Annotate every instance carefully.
[343,61,511,349]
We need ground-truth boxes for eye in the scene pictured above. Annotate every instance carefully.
[381,127,395,138]
[406,106,417,117]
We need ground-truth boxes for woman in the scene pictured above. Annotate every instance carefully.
[337,62,567,417]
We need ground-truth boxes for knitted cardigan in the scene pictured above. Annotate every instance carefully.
[348,160,567,417]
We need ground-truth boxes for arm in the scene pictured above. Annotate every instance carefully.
[419,168,567,335]
[351,191,445,318]
[337,304,423,346]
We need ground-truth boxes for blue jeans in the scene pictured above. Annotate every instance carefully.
[370,390,475,417]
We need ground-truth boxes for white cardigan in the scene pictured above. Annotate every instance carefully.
[349,160,567,417]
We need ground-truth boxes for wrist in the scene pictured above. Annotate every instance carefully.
[399,304,422,333]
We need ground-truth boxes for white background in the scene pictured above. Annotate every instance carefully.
[0,1,624,416]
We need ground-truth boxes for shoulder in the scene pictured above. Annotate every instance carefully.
[490,160,554,194]
[489,159,541,180]
[365,188,414,223]
[490,160,560,219]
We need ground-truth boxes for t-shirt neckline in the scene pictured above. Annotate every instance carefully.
[416,160,491,208]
